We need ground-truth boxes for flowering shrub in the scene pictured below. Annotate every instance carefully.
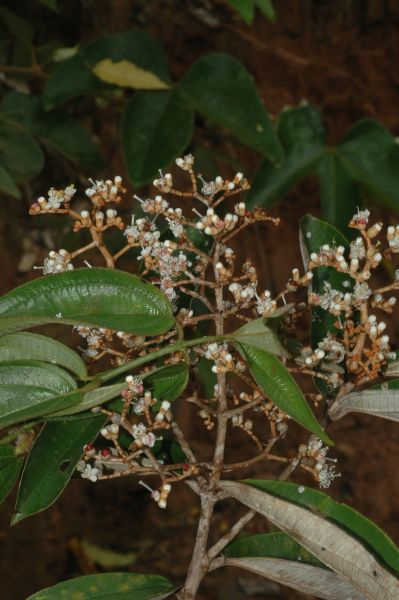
[0,158,399,599]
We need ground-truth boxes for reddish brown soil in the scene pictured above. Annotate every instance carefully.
[1,2,399,599]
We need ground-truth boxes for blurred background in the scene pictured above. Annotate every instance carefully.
[1,1,399,598]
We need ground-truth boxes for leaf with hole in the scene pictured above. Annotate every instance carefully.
[219,480,399,599]
[13,415,106,522]
[122,89,193,186]
[0,445,24,504]
[0,361,81,429]
[238,344,332,444]
[0,332,87,378]
[0,268,174,336]
[180,53,283,164]
[26,572,174,599]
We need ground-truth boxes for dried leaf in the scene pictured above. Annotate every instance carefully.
[211,556,367,600]
[219,480,399,600]
[329,389,399,422]
[92,59,170,90]
[81,540,137,569]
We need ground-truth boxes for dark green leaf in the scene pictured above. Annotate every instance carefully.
[33,109,103,170]
[227,0,254,23]
[196,357,216,399]
[255,0,276,22]
[317,150,362,235]
[180,53,283,163]
[244,480,399,576]
[0,332,87,378]
[0,361,81,429]
[37,0,59,12]
[0,445,23,504]
[26,572,174,599]
[247,104,325,208]
[43,31,170,109]
[337,119,399,212]
[299,214,353,394]
[224,531,322,565]
[1,133,44,181]
[0,268,174,336]
[146,363,189,409]
[239,344,332,444]
[0,7,33,46]
[122,89,193,186]
[0,163,19,197]
[14,415,106,522]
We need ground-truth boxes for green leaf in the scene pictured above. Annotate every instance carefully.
[0,445,23,504]
[32,109,103,170]
[122,89,193,187]
[244,480,399,576]
[0,163,19,197]
[299,214,352,394]
[0,7,33,46]
[43,31,170,109]
[239,344,332,444]
[26,572,174,600]
[50,382,126,418]
[0,332,87,378]
[232,308,292,358]
[0,133,44,181]
[317,151,362,236]
[255,0,276,22]
[180,53,283,164]
[247,104,326,208]
[220,480,399,598]
[337,119,399,212]
[0,361,81,429]
[0,268,174,336]
[196,357,217,399]
[37,0,59,12]
[146,363,189,408]
[227,0,254,23]
[14,415,106,522]
[80,540,137,569]
[224,531,322,565]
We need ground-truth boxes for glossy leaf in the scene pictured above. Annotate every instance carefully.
[224,531,322,564]
[50,382,126,417]
[0,445,23,504]
[242,480,399,575]
[220,480,399,599]
[0,361,81,429]
[13,415,106,522]
[180,53,283,163]
[27,572,174,600]
[0,332,87,378]
[43,31,170,109]
[232,308,292,358]
[0,268,174,336]
[248,104,325,208]
[239,344,332,444]
[146,363,189,405]
[299,214,352,395]
[122,89,193,186]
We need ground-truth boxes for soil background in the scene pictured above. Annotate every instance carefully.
[1,1,399,599]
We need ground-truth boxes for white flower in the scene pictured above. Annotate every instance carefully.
[80,464,100,482]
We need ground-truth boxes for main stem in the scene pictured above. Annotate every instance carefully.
[178,242,228,600]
